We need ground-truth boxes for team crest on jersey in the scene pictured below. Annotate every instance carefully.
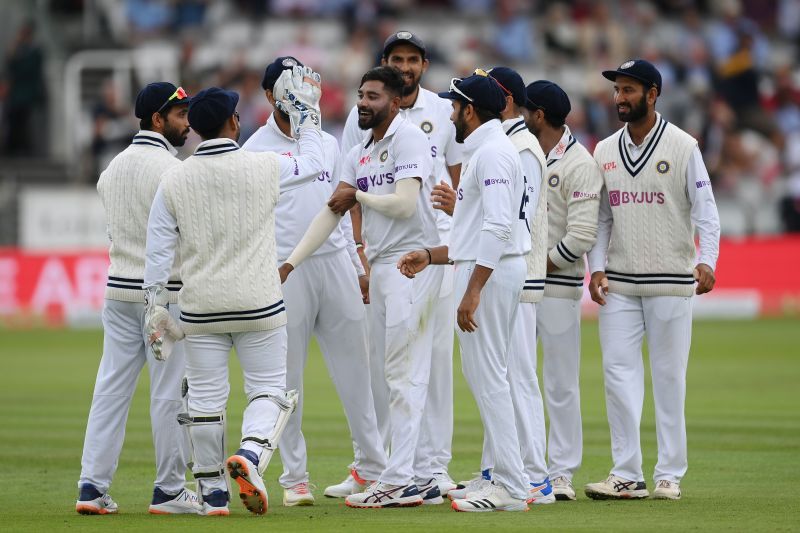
[548,174,560,187]
[356,177,369,191]
[420,121,433,134]
[380,150,388,162]
[656,160,670,174]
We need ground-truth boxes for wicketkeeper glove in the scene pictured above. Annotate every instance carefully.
[274,66,322,136]
[144,285,185,361]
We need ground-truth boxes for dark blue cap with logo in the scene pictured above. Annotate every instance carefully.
[261,56,303,91]
[486,67,527,108]
[438,74,507,114]
[188,87,239,134]
[135,82,188,119]
[383,30,426,58]
[602,59,662,95]
[525,80,571,122]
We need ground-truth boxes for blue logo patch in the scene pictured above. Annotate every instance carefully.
[356,177,368,192]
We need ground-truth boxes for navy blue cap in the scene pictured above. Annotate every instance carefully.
[486,67,526,108]
[383,30,426,58]
[602,59,662,95]
[135,82,188,119]
[438,74,506,114]
[261,56,303,91]
[188,87,239,134]
[525,80,571,122]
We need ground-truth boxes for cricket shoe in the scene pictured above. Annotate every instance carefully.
[283,482,315,506]
[551,475,576,501]
[345,482,423,508]
[227,449,268,515]
[585,474,649,500]
[451,481,528,512]
[432,472,458,496]
[528,478,556,505]
[75,483,118,515]
[324,469,372,498]
[652,480,681,500]
[416,478,444,505]
[447,469,492,500]
[201,489,230,516]
[149,487,202,514]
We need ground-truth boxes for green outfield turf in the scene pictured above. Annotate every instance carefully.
[1,318,798,531]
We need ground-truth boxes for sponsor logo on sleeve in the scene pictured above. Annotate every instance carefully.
[395,163,418,173]
[609,189,665,206]
[356,177,369,191]
[573,191,598,199]
[484,178,510,186]
[696,180,712,189]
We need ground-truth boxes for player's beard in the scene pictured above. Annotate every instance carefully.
[277,107,290,124]
[400,72,420,98]
[357,105,389,130]
[453,106,468,143]
[163,120,190,147]
[617,93,648,123]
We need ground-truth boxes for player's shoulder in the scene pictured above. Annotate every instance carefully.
[592,128,622,156]
[395,116,429,144]
[663,120,698,148]
[320,129,339,150]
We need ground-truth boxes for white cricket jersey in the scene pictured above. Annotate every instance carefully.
[340,114,436,264]
[242,114,349,262]
[450,119,531,263]
[342,87,463,244]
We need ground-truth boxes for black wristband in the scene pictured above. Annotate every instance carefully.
[424,248,432,265]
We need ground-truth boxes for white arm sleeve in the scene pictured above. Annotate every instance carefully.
[144,185,179,289]
[285,207,342,268]
[278,128,324,193]
[340,211,365,276]
[587,186,612,273]
[686,147,721,270]
[354,178,420,219]
[476,229,506,270]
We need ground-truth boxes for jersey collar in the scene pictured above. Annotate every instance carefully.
[131,130,177,156]
[194,138,240,156]
[365,113,406,149]
[462,118,502,157]
[546,125,576,166]
[622,112,663,150]
[267,113,294,142]
[501,116,527,137]
[401,86,428,111]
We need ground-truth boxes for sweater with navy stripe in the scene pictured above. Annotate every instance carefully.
[542,127,603,299]
[592,116,698,297]
[97,131,182,303]
[160,138,286,334]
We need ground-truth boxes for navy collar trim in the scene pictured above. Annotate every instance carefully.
[547,135,576,167]
[617,117,667,177]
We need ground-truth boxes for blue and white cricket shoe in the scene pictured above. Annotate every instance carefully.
[345,482,423,508]
[528,477,556,504]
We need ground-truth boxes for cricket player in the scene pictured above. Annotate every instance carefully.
[332,31,463,498]
[76,82,200,516]
[143,75,324,516]
[525,80,603,501]
[586,59,720,501]
[398,73,533,512]
[241,56,386,507]
[279,66,443,508]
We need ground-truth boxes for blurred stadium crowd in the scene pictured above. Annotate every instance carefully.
[2,0,800,236]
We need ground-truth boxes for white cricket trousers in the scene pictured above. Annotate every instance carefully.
[184,327,287,490]
[598,292,692,483]
[415,263,455,478]
[536,296,583,480]
[79,299,189,495]
[278,250,386,487]
[455,257,529,500]
[369,261,442,485]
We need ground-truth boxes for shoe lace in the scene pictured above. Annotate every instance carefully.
[291,482,311,495]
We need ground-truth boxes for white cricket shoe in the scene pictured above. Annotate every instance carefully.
[283,482,315,506]
[201,489,230,516]
[75,484,118,515]
[447,473,491,500]
[345,482,423,508]
[585,474,649,500]
[528,478,556,505]
[227,450,268,515]
[451,482,528,512]
[416,478,444,505]
[551,476,576,501]
[324,469,372,498]
[432,472,458,496]
[652,480,681,500]
[149,487,202,514]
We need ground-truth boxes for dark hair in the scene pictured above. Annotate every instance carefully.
[194,124,225,140]
[360,66,405,98]
[472,104,501,124]
[139,109,168,131]
[543,112,565,129]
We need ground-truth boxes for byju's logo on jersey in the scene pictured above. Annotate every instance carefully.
[356,177,369,191]
[609,189,665,206]
[484,178,510,186]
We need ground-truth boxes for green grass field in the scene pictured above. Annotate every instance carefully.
[1,318,798,531]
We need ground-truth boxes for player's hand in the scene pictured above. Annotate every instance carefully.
[358,274,370,304]
[396,250,430,279]
[431,181,456,216]
[276,66,322,136]
[278,263,294,284]
[145,306,185,361]
[328,188,358,215]
[589,271,609,306]
[457,289,480,332]
[694,263,715,295]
